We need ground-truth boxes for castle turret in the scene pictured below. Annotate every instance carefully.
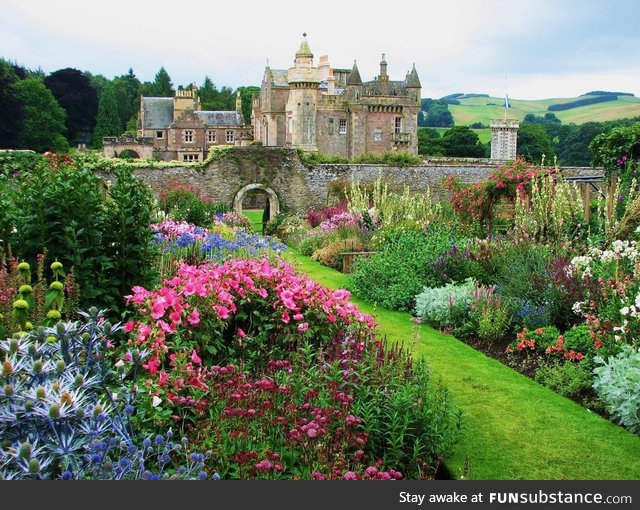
[490,118,519,160]
[236,91,242,113]
[286,34,320,151]
[406,63,421,105]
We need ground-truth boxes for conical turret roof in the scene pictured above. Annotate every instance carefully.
[296,34,314,58]
[406,63,421,88]
[347,60,362,86]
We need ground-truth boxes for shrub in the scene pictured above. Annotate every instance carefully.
[312,237,364,270]
[298,233,328,257]
[158,178,228,226]
[593,345,640,434]
[349,224,457,311]
[414,278,476,329]
[534,362,594,401]
[4,163,157,313]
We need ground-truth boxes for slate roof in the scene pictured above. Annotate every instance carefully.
[406,64,421,88]
[195,111,243,126]
[362,80,408,96]
[347,61,362,86]
[269,69,289,87]
[141,97,173,129]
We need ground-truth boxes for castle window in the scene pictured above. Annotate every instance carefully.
[394,117,402,134]
[183,154,199,162]
[207,131,216,143]
[339,119,347,135]
[373,129,383,142]
[184,130,194,143]
[226,131,234,143]
[156,131,164,139]
[328,119,335,135]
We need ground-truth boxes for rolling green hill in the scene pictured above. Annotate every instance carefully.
[447,94,640,126]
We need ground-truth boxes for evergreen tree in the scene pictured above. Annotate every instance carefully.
[92,84,123,148]
[12,78,68,152]
[442,126,484,157]
[236,85,260,124]
[153,67,174,97]
[516,124,556,164]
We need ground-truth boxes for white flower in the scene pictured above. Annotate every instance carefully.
[152,395,162,408]
[614,335,621,342]
[572,301,584,315]
[114,360,125,369]
[612,240,627,254]
[635,294,640,309]
[599,250,616,263]
[620,307,630,316]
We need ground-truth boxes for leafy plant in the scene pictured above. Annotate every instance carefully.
[593,345,640,434]
[414,278,476,329]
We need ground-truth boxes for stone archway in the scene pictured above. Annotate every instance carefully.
[233,183,280,222]
[118,149,140,159]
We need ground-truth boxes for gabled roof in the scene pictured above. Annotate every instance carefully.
[141,97,173,129]
[195,111,243,127]
[268,69,289,87]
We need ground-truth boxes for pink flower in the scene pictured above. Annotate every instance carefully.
[293,313,304,321]
[298,322,309,333]
[124,321,135,333]
[257,288,268,298]
[191,350,202,365]
[187,309,200,325]
[281,312,290,324]
[237,328,246,338]
[214,305,230,320]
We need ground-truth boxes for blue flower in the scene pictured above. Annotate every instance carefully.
[119,458,132,469]
[124,405,134,415]
[154,434,164,445]
[61,470,73,480]
[212,472,221,480]
[198,471,208,480]
[142,438,152,448]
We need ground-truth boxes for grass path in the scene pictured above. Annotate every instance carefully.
[285,251,640,480]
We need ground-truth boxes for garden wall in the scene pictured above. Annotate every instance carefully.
[98,147,603,212]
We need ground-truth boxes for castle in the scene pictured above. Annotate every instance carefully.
[103,88,253,161]
[251,35,422,158]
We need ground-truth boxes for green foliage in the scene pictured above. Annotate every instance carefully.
[0,59,25,149]
[351,151,423,167]
[414,278,475,329]
[151,67,174,97]
[158,178,228,226]
[422,99,454,127]
[236,85,261,125]
[102,167,159,307]
[12,78,69,153]
[590,123,640,175]
[3,161,157,312]
[44,68,98,145]
[349,224,457,311]
[471,292,511,344]
[417,128,445,156]
[91,84,123,148]
[197,76,235,111]
[548,95,617,111]
[298,151,349,165]
[516,124,556,163]
[534,362,593,401]
[442,126,485,158]
[593,345,640,434]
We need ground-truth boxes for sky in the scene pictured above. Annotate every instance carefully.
[1,0,639,100]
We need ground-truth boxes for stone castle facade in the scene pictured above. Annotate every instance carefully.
[104,88,252,161]
[251,36,422,158]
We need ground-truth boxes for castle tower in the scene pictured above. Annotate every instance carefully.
[405,63,421,106]
[285,34,320,151]
[490,119,519,160]
[346,60,362,102]
[173,88,197,122]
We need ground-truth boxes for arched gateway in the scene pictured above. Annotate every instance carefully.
[232,183,280,222]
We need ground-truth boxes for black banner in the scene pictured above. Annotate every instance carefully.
[2,480,638,509]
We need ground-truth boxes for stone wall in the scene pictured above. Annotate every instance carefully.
[97,147,602,213]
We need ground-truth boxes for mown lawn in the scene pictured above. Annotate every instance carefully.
[285,251,640,480]
[242,209,265,233]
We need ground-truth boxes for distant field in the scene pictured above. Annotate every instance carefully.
[448,94,640,126]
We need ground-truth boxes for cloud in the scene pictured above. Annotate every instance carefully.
[2,0,639,99]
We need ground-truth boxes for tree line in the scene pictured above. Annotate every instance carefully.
[0,58,259,152]
[417,109,640,166]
